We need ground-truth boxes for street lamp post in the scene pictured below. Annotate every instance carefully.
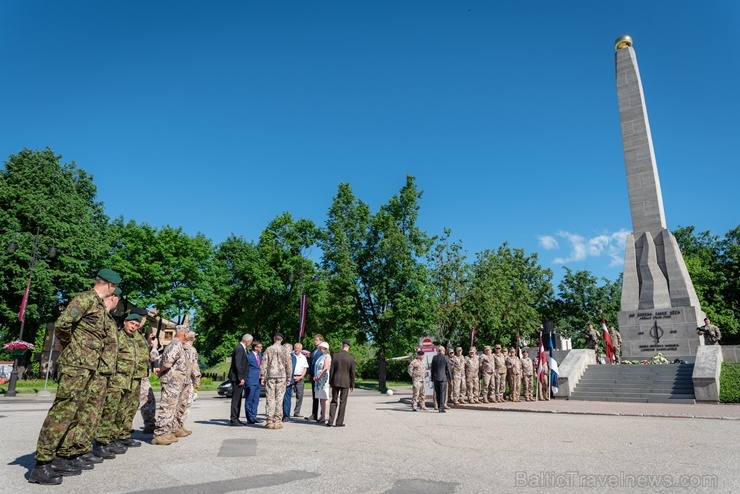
[5,227,56,397]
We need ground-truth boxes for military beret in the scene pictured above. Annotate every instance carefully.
[342,340,351,347]
[274,332,284,340]
[125,314,142,322]
[112,287,122,296]
[416,350,424,355]
[97,268,122,284]
[131,307,148,316]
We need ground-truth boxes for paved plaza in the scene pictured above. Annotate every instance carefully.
[1,387,738,493]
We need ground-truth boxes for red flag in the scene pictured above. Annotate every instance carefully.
[298,294,308,339]
[601,314,615,363]
[536,332,547,384]
[18,279,31,322]
[470,323,476,349]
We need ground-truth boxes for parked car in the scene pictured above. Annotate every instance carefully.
[217,380,266,398]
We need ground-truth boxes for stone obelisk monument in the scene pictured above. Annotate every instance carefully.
[614,35,704,357]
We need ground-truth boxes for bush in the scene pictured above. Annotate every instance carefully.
[720,362,740,403]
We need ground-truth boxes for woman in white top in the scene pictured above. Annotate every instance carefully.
[313,342,332,423]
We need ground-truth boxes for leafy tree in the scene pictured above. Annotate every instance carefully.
[107,219,217,324]
[0,148,109,350]
[465,244,553,348]
[321,176,436,391]
[549,268,621,345]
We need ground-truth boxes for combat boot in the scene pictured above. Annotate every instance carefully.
[66,455,94,470]
[80,451,104,464]
[273,422,284,430]
[151,434,175,446]
[434,404,438,410]
[444,404,451,409]
[29,462,63,485]
[118,438,142,447]
[92,443,116,460]
[420,405,427,411]
[179,426,192,436]
[481,398,489,403]
[173,428,190,438]
[50,456,82,476]
[265,422,275,429]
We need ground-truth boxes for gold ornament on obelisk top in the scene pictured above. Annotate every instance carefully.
[615,35,633,51]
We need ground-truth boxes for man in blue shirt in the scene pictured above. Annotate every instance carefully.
[244,341,263,424]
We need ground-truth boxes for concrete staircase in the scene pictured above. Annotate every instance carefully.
[569,364,695,404]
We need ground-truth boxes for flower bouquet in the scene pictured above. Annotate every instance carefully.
[4,340,35,356]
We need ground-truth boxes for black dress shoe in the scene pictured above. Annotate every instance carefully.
[50,457,82,476]
[100,441,127,455]
[80,452,104,464]
[118,438,142,447]
[325,422,333,427]
[336,424,345,427]
[229,421,246,427]
[92,444,116,460]
[29,462,63,485]
[112,439,129,452]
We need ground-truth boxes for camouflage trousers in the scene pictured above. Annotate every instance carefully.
[264,378,287,424]
[521,374,533,400]
[495,372,506,400]
[36,366,107,461]
[614,346,621,364]
[411,379,425,409]
[154,371,185,436]
[451,374,464,402]
[139,375,156,428]
[481,372,495,401]
[176,380,194,429]
[96,383,129,444]
[120,379,142,440]
[508,373,520,400]
[465,374,479,402]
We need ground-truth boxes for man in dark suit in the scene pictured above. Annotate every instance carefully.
[327,340,356,427]
[244,341,264,424]
[228,333,252,426]
[430,345,451,413]
[282,343,297,422]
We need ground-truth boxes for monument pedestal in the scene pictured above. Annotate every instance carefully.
[618,305,703,358]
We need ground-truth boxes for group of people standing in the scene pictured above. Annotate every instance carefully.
[229,333,356,429]
[409,344,550,412]
[29,268,201,485]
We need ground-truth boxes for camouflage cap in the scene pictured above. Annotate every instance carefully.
[484,345,491,351]
[97,268,122,284]
[125,313,141,322]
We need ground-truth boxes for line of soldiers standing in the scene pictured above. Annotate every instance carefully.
[29,268,201,485]
[408,344,551,412]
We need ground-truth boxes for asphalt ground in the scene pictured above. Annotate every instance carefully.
[1,387,738,494]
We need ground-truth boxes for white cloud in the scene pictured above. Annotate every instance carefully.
[550,229,629,266]
[538,235,559,250]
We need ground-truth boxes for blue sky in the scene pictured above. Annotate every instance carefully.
[2,1,738,287]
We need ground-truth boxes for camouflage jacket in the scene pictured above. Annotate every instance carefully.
[493,352,506,374]
[464,355,479,378]
[260,343,292,380]
[609,329,622,347]
[109,329,137,390]
[520,356,534,376]
[183,344,202,388]
[132,332,150,379]
[160,339,188,375]
[701,324,721,344]
[479,353,495,374]
[408,358,426,381]
[450,355,466,377]
[55,290,117,373]
[508,356,521,375]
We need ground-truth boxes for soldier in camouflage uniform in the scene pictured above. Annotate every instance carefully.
[131,307,157,433]
[609,326,622,364]
[121,315,151,443]
[152,325,190,445]
[520,350,534,401]
[508,348,522,402]
[260,333,293,429]
[95,313,143,451]
[697,318,721,346]
[407,350,426,411]
[479,346,495,403]
[464,347,480,404]
[174,331,201,437]
[30,269,121,485]
[492,344,507,403]
[450,347,465,404]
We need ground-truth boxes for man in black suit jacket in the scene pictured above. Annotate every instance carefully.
[228,333,253,426]
[430,346,451,413]
[327,340,356,427]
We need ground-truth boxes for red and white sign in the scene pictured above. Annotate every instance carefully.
[419,337,435,352]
